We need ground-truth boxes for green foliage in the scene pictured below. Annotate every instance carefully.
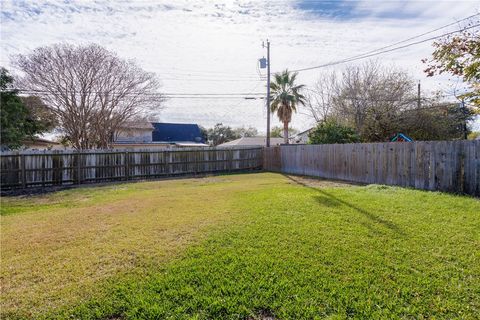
[397,102,474,141]
[309,120,360,144]
[206,123,240,146]
[198,125,209,142]
[468,131,480,140]
[205,123,258,146]
[0,67,46,149]
[233,126,258,138]
[20,96,58,132]
[424,19,480,108]
[309,61,475,142]
[270,70,306,142]
[270,125,298,138]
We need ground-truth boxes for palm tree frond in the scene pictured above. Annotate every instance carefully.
[269,69,306,141]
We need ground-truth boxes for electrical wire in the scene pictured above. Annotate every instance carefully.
[160,78,264,82]
[338,13,480,60]
[11,89,265,96]
[289,22,480,73]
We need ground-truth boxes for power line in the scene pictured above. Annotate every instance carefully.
[156,72,263,80]
[340,13,480,60]
[218,81,265,119]
[163,96,265,100]
[12,89,265,96]
[163,93,265,96]
[290,21,480,73]
[9,89,265,100]
[160,78,264,82]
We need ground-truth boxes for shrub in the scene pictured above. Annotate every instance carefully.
[309,120,360,144]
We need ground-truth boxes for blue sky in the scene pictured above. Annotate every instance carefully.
[1,0,479,131]
[296,0,420,19]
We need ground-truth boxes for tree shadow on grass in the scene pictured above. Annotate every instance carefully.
[283,174,405,236]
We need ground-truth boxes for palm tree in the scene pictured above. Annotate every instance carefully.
[270,69,306,144]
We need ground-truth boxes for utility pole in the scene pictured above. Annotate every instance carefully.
[265,40,271,147]
[417,80,421,109]
[259,40,271,147]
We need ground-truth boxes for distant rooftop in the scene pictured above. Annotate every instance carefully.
[120,120,154,130]
[218,136,283,147]
[152,122,205,144]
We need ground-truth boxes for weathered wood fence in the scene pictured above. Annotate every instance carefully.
[264,141,480,196]
[0,147,262,189]
[3,142,479,195]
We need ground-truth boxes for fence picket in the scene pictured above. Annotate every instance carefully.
[263,141,480,196]
[1,147,262,190]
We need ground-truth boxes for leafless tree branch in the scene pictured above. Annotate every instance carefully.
[14,43,164,149]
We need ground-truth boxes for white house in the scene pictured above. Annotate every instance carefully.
[290,128,314,144]
[115,120,155,144]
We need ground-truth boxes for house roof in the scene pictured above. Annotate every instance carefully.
[218,136,284,147]
[152,122,205,143]
[22,137,61,145]
[120,120,154,130]
[294,127,314,137]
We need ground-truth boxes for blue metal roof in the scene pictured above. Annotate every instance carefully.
[151,123,205,143]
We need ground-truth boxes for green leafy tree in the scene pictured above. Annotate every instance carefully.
[270,70,306,144]
[308,120,360,144]
[206,123,239,146]
[198,125,209,143]
[468,131,480,140]
[423,18,480,108]
[397,102,474,141]
[270,125,298,138]
[233,126,258,138]
[0,68,45,149]
[205,124,259,145]
[20,96,58,132]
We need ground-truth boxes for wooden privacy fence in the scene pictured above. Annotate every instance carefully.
[0,147,262,189]
[264,141,480,196]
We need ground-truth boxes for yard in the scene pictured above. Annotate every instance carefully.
[1,173,479,319]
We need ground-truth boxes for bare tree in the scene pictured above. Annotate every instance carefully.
[304,72,338,123]
[14,43,163,149]
[306,61,416,141]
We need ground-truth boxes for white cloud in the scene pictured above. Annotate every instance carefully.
[1,0,479,131]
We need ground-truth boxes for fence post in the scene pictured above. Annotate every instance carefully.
[194,150,198,176]
[76,152,82,184]
[125,151,130,180]
[20,154,26,189]
[228,149,233,172]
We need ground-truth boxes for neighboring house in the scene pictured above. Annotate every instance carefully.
[115,120,155,144]
[290,128,314,144]
[21,137,63,150]
[113,121,208,148]
[217,136,283,147]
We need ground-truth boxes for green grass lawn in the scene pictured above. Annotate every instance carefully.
[1,173,479,319]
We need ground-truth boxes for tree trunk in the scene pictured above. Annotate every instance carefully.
[283,121,289,144]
